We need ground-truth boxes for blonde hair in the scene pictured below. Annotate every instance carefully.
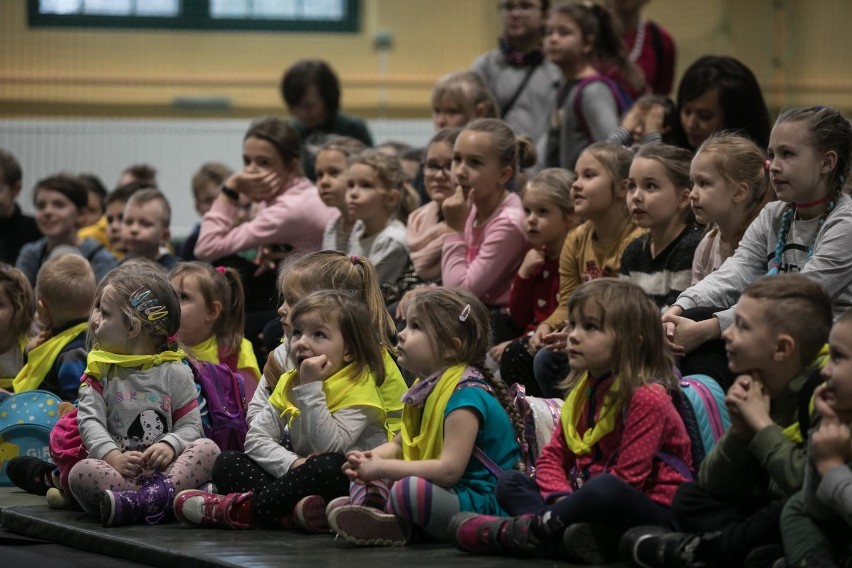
[125,188,172,228]
[36,255,95,325]
[348,149,421,224]
[561,279,677,406]
[169,262,245,357]
[522,168,577,217]
[431,71,499,121]
[0,264,34,340]
[583,142,634,195]
[191,162,233,199]
[319,135,368,158]
[463,118,538,175]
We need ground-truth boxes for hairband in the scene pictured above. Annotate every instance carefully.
[129,287,169,323]
[215,266,226,274]
[167,334,178,343]
[350,256,359,264]
[459,304,471,322]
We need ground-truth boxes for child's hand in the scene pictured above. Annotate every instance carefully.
[812,418,852,476]
[541,327,568,353]
[228,170,281,203]
[518,247,546,279]
[346,451,384,482]
[441,185,473,232]
[299,354,334,384]
[643,104,666,136]
[725,377,753,438]
[141,442,176,471]
[343,450,368,483]
[814,383,839,420]
[489,340,511,363]
[528,323,553,353]
[105,450,145,478]
[728,374,772,433]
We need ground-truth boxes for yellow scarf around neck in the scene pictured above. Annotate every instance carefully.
[400,364,466,462]
[378,349,407,433]
[189,336,260,379]
[84,349,186,381]
[12,322,89,393]
[1,336,29,390]
[560,371,622,455]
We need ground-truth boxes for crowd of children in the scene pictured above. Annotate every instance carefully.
[3,2,852,567]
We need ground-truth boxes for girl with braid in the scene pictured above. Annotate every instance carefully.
[663,106,852,365]
[329,289,523,546]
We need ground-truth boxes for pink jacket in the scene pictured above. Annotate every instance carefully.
[406,201,449,281]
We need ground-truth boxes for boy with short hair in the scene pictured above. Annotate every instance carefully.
[121,188,179,270]
[180,162,233,261]
[77,174,109,248]
[0,148,41,264]
[623,273,833,568]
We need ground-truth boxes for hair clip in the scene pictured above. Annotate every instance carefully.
[459,304,471,322]
[215,266,226,274]
[129,287,168,322]
[764,159,771,172]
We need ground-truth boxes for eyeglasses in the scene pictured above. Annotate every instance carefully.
[498,1,540,14]
[423,162,452,176]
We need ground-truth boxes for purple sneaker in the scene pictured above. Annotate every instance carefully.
[100,474,176,527]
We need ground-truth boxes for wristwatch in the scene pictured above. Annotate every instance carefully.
[221,185,239,201]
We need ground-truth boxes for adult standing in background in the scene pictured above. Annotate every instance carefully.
[471,0,562,158]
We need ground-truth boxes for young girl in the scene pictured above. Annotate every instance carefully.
[441,118,534,343]
[665,106,852,360]
[543,2,625,169]
[449,279,692,564]
[327,288,523,545]
[531,143,643,398]
[316,136,367,252]
[172,291,390,531]
[689,133,774,284]
[431,71,499,131]
[496,168,580,393]
[169,262,261,398]
[67,264,220,527]
[0,264,34,395]
[621,144,703,310]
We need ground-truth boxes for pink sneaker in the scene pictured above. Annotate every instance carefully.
[293,495,329,534]
[327,505,411,547]
[173,489,255,530]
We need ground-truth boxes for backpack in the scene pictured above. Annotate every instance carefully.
[510,383,563,475]
[189,360,248,452]
[0,390,63,486]
[668,374,731,476]
[572,75,632,141]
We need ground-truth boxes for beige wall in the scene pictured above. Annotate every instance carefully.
[2,0,851,118]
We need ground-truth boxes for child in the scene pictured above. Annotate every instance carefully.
[346,149,410,287]
[543,2,625,169]
[195,117,337,262]
[431,70,499,130]
[623,274,833,568]
[327,288,523,545]
[441,118,534,343]
[621,144,703,310]
[449,279,691,564]
[496,168,580,393]
[531,143,643,398]
[67,264,220,527]
[169,262,261,397]
[104,181,151,258]
[12,254,95,401]
[780,312,852,568]
[664,106,852,362]
[0,148,40,265]
[689,133,774,284]
[179,162,234,261]
[77,173,108,246]
[316,136,367,252]
[117,163,157,188]
[121,188,180,270]
[0,264,34,394]
[172,291,389,531]
[16,174,117,286]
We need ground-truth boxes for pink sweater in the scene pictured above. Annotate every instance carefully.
[406,201,449,281]
[195,177,337,261]
[441,192,526,307]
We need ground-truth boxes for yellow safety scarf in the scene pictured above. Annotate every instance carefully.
[560,371,622,455]
[188,336,260,379]
[268,363,386,428]
[84,349,187,381]
[782,344,829,444]
[378,350,407,434]
[0,336,29,390]
[400,364,466,462]
[12,322,89,393]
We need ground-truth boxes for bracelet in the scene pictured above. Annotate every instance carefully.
[221,185,239,201]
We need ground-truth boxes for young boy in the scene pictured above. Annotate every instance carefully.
[179,162,233,261]
[622,274,833,568]
[120,188,180,270]
[77,174,109,248]
[12,254,96,401]
[779,311,852,568]
[0,148,41,265]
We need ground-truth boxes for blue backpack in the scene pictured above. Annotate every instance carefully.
[0,390,63,486]
[189,361,248,452]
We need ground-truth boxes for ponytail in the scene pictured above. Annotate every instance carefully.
[351,255,398,354]
[217,266,246,357]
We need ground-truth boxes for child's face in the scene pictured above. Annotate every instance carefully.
[768,120,828,204]
[722,296,781,382]
[0,178,21,219]
[452,130,511,203]
[243,136,292,182]
[289,311,352,375]
[432,95,471,130]
[34,188,81,241]
[424,141,455,206]
[627,157,690,231]
[821,320,852,417]
[105,200,127,252]
[567,305,616,377]
[79,189,104,229]
[0,284,16,350]
[680,89,724,149]
[544,12,590,68]
[689,151,738,226]
[571,152,622,219]
[523,189,574,250]
[171,275,217,347]
[193,180,219,217]
[121,200,169,260]
[397,312,443,378]
[91,284,133,354]
[315,149,349,210]
[346,164,398,226]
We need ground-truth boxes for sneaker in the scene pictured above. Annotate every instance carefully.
[325,496,350,516]
[620,526,706,568]
[46,487,74,509]
[293,495,329,534]
[327,505,411,547]
[6,456,55,495]
[173,489,255,530]
[100,474,176,527]
[744,544,784,568]
[561,522,622,564]
[448,512,542,556]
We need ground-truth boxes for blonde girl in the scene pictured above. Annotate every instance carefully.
[68,264,219,527]
[449,279,691,564]
[431,70,499,131]
[621,144,703,310]
[173,291,390,532]
[0,264,34,393]
[689,133,774,284]
[531,143,643,398]
[442,118,536,343]
[329,289,523,545]
[316,136,367,253]
[169,262,261,397]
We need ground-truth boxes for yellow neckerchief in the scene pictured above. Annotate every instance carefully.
[378,349,407,434]
[84,349,186,381]
[400,364,466,462]
[782,344,829,443]
[0,336,29,390]
[268,362,386,429]
[77,215,109,249]
[189,336,261,379]
[12,322,89,393]
[560,371,622,455]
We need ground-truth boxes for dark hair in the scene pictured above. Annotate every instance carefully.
[79,174,108,201]
[280,59,340,118]
[106,181,156,206]
[675,56,771,149]
[191,162,233,198]
[0,148,22,188]
[245,117,302,173]
[121,164,158,185]
[33,174,88,210]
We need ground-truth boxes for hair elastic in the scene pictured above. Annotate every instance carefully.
[215,266,227,274]
[350,256,359,264]
[459,304,471,322]
[166,334,178,342]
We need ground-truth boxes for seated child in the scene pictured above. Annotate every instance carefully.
[77,174,109,248]
[622,274,833,568]
[316,136,366,252]
[121,188,180,270]
[104,181,152,259]
[180,162,233,261]
[0,148,40,265]
[0,264,35,394]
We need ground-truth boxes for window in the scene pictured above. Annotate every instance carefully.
[29,0,359,32]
